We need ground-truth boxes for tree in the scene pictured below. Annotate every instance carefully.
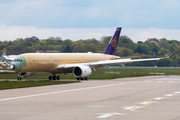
[62,46,72,53]
[119,35,137,51]
[61,39,73,47]
[102,36,111,46]
[46,39,55,45]
[72,42,85,52]
[25,46,35,53]
[22,38,33,46]
[158,48,168,55]
[115,48,134,57]
[145,41,160,54]
[135,44,150,54]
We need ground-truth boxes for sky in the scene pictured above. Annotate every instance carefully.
[0,0,180,42]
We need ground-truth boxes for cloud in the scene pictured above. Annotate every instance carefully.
[1,0,180,29]
[0,25,180,42]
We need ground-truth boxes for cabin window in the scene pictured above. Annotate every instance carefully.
[14,59,23,62]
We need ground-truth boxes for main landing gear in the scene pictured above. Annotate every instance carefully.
[17,76,21,81]
[49,74,60,80]
[77,77,88,81]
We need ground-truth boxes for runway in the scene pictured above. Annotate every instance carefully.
[0,75,180,120]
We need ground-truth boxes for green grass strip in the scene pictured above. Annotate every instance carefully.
[0,81,80,90]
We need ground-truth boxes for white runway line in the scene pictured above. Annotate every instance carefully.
[123,106,143,110]
[153,97,165,100]
[165,94,175,97]
[140,101,155,105]
[97,113,125,118]
[174,92,180,94]
[0,81,141,102]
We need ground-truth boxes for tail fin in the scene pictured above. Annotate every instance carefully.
[104,27,122,55]
[2,50,6,56]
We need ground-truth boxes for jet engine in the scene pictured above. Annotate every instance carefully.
[19,72,35,77]
[1,62,7,67]
[73,66,92,78]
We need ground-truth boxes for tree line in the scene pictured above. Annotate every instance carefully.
[1,35,180,67]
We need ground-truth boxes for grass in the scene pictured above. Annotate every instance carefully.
[1,68,180,79]
[0,80,80,90]
[0,68,180,90]
[89,68,180,79]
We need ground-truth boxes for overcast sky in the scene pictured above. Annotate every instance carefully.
[0,0,180,42]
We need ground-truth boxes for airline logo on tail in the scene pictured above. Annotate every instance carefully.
[104,27,122,55]
[111,37,118,48]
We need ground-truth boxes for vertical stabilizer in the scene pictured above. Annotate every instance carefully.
[104,27,121,55]
[2,50,6,56]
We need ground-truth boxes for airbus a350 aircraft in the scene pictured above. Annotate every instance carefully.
[0,51,18,68]
[10,27,176,81]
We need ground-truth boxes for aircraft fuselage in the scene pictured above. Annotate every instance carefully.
[12,53,119,73]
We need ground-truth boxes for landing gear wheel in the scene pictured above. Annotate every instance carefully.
[57,76,60,80]
[81,78,84,81]
[84,77,88,81]
[77,78,80,81]
[53,75,56,80]
[17,77,21,81]
[49,76,52,80]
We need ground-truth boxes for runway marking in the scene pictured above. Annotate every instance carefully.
[127,99,153,111]
[153,97,165,100]
[131,107,141,111]
[142,103,152,107]
[123,106,143,110]
[144,99,151,101]
[140,101,155,105]
[97,113,125,118]
[131,102,142,105]
[0,81,141,102]
[165,94,175,97]
[174,92,180,94]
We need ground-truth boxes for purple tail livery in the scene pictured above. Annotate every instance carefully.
[2,50,6,56]
[104,27,122,55]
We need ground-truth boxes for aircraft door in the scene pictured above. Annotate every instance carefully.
[27,56,32,65]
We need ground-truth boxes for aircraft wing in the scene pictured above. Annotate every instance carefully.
[58,51,176,69]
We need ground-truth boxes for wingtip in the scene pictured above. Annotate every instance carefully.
[168,51,176,58]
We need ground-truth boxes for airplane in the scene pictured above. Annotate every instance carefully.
[2,50,18,61]
[10,27,176,81]
[0,50,18,68]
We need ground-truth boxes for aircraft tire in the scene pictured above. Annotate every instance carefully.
[17,77,19,81]
[53,76,56,80]
[57,76,60,80]
[81,78,84,81]
[19,77,21,81]
[49,76,52,80]
[84,77,88,81]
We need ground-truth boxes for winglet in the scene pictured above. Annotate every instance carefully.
[2,50,6,56]
[104,27,122,55]
[167,51,176,58]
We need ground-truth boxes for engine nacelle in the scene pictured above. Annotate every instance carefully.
[73,66,92,78]
[1,62,7,67]
[19,72,35,77]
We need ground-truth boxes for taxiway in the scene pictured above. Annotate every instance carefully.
[0,75,180,120]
